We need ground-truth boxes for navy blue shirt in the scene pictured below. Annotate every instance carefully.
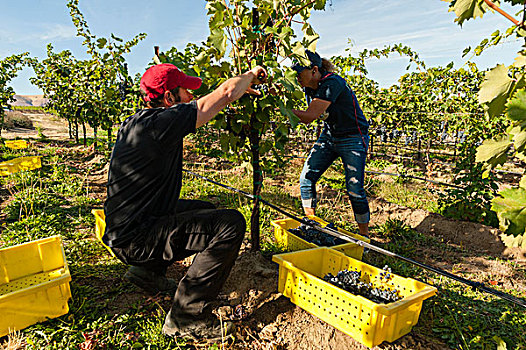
[306,73,368,136]
[103,101,197,247]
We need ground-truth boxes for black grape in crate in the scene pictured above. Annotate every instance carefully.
[287,219,348,247]
[323,266,402,304]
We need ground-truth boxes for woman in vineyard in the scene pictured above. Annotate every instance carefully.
[292,50,370,236]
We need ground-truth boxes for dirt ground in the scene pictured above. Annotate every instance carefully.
[2,112,94,141]
[3,115,525,350]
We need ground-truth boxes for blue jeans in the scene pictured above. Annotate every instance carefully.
[299,129,370,224]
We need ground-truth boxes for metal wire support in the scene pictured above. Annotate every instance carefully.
[183,168,526,309]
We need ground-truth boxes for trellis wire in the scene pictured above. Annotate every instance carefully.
[182,168,526,309]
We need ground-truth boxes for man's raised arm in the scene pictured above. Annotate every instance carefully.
[195,66,266,128]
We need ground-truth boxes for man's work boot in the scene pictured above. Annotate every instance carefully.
[162,310,235,342]
[123,266,177,295]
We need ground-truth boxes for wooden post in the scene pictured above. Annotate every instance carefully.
[249,114,261,252]
[453,125,459,163]
[107,127,112,149]
[75,120,79,144]
[93,125,98,150]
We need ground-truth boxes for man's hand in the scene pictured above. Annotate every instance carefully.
[196,65,268,128]
[251,66,267,84]
[246,66,267,96]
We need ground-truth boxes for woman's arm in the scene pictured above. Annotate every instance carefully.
[292,98,331,124]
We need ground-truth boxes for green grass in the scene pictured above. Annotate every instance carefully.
[1,141,525,350]
[367,178,441,212]
[363,219,526,350]
[0,145,201,349]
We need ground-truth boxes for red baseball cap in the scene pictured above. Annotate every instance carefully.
[140,63,202,102]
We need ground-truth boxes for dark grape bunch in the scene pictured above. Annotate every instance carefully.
[323,266,402,304]
[252,83,269,95]
[288,219,347,247]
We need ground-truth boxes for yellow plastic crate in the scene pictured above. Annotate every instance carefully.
[0,236,72,337]
[271,216,370,260]
[272,247,437,348]
[4,140,29,149]
[0,156,42,176]
[91,209,115,257]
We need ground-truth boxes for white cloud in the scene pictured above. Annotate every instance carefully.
[39,24,76,41]
[0,23,76,45]
[312,0,518,67]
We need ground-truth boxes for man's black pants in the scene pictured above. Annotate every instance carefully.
[112,199,246,319]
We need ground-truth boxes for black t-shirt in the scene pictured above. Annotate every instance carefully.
[103,101,197,247]
[306,73,368,136]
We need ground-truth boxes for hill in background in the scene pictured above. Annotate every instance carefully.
[12,95,47,107]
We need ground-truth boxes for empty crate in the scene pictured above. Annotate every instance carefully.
[4,140,28,149]
[0,156,41,176]
[0,236,72,337]
[91,209,115,257]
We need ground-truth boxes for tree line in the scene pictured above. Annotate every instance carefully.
[0,0,524,249]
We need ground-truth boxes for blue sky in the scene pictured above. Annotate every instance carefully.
[1,0,521,95]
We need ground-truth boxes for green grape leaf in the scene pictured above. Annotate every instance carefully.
[208,28,227,59]
[258,97,274,109]
[304,32,319,52]
[493,336,508,350]
[475,136,511,165]
[277,27,293,41]
[462,46,471,57]
[314,0,326,10]
[512,130,526,152]
[231,120,242,134]
[500,232,526,248]
[277,99,299,127]
[513,52,526,68]
[96,38,107,49]
[520,175,526,190]
[448,0,488,25]
[292,42,310,66]
[506,89,526,122]
[478,64,514,118]
[256,110,270,123]
[219,133,230,152]
[292,89,304,99]
[491,187,526,237]
[195,51,209,66]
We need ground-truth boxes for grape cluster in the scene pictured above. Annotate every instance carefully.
[457,130,467,144]
[375,124,467,146]
[253,83,269,95]
[404,130,418,145]
[118,82,127,101]
[288,219,347,247]
[323,266,401,304]
[439,131,466,144]
[376,127,403,142]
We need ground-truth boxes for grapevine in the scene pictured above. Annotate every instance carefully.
[0,52,29,136]
[447,0,526,248]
